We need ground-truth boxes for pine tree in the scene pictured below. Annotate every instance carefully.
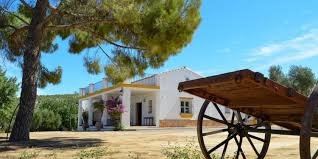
[0,0,201,141]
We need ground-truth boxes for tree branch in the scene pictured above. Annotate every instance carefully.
[20,0,33,12]
[97,44,116,65]
[82,27,144,50]
[9,25,29,41]
[53,7,95,19]
[47,21,143,50]
[47,19,114,29]
[3,24,18,30]
[0,8,30,25]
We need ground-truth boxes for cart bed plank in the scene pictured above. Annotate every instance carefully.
[178,69,315,130]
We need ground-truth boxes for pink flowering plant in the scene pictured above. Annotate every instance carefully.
[105,96,125,130]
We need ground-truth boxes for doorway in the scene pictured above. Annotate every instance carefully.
[136,102,142,126]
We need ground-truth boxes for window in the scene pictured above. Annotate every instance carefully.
[148,100,153,114]
[180,100,192,114]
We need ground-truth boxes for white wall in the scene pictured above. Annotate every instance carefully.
[130,93,155,125]
[157,68,232,121]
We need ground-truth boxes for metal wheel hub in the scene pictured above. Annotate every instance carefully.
[233,124,247,137]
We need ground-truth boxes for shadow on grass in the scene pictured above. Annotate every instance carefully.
[0,136,106,152]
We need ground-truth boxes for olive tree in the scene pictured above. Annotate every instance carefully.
[268,65,317,96]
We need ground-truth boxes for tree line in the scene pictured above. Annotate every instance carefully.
[268,65,317,96]
[0,67,78,132]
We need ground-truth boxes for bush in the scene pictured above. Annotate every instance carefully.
[31,109,62,131]
[36,94,78,130]
[0,67,19,131]
[39,109,62,131]
[0,99,18,132]
[30,94,78,131]
[31,109,43,131]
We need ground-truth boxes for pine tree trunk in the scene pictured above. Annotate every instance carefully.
[9,0,48,142]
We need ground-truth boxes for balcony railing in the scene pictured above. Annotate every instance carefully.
[93,81,104,93]
[131,74,157,86]
[80,75,158,96]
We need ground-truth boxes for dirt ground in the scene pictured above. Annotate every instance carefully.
[0,128,317,159]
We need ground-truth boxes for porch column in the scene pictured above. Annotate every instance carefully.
[88,98,93,126]
[155,91,160,127]
[89,83,94,93]
[101,94,108,126]
[103,78,108,88]
[77,99,83,129]
[121,87,131,128]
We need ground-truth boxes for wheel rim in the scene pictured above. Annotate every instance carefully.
[197,100,271,159]
[300,86,318,159]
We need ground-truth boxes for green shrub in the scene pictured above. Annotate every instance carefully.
[39,109,62,131]
[0,99,18,132]
[0,67,19,131]
[31,109,43,131]
[36,94,78,130]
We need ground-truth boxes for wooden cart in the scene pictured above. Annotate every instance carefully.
[178,69,318,159]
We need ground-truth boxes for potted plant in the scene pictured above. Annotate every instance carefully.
[82,111,89,131]
[105,96,125,131]
[93,101,104,131]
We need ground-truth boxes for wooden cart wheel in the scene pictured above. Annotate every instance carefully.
[300,85,318,159]
[197,100,271,159]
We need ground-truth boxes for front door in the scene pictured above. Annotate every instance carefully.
[136,103,142,126]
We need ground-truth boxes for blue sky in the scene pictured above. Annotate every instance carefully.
[3,0,318,95]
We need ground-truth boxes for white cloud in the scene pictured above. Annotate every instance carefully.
[258,47,318,69]
[247,29,318,68]
[254,44,285,56]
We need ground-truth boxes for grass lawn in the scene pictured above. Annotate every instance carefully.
[0,128,315,159]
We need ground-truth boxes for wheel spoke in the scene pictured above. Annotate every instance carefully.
[313,149,318,159]
[246,134,260,157]
[207,132,238,154]
[240,136,247,159]
[221,134,230,159]
[204,115,233,126]
[254,120,265,129]
[236,111,243,124]
[213,103,229,124]
[203,128,228,136]
[235,137,240,159]
[231,112,235,124]
[234,136,246,159]
[248,134,266,142]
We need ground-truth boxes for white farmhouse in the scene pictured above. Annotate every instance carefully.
[77,67,232,130]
